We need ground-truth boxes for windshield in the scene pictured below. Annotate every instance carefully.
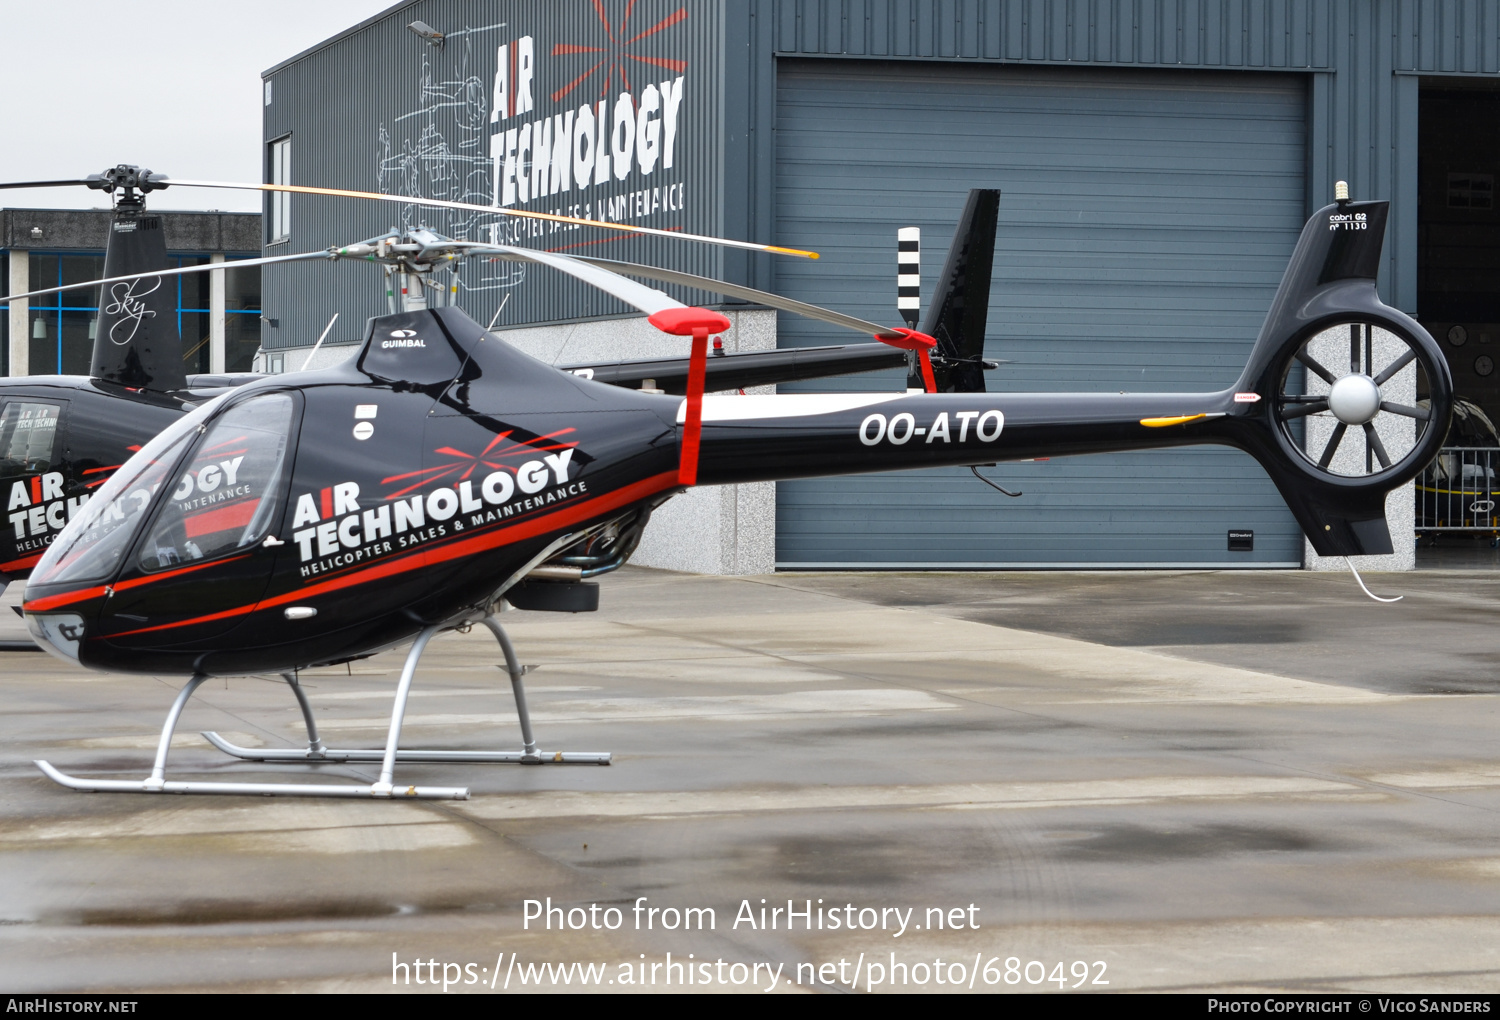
[138,394,293,571]
[31,395,228,586]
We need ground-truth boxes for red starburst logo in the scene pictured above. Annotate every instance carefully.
[551,1,689,103]
[381,430,580,499]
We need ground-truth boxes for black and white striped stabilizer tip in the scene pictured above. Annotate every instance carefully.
[897,226,920,328]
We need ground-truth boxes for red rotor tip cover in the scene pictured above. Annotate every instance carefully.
[648,307,732,337]
[877,327,937,351]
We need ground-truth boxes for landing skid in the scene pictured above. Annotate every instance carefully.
[202,617,609,767]
[201,733,609,765]
[35,615,608,799]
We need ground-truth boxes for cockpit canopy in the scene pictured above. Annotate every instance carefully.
[33,392,296,587]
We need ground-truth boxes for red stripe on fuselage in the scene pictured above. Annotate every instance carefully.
[1,553,43,573]
[99,472,680,639]
[24,556,251,613]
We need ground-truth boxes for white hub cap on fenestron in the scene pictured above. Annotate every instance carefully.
[1327,373,1382,425]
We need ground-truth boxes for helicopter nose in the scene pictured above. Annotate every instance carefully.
[25,613,86,663]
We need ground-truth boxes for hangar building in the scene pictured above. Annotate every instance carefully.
[258,0,1500,574]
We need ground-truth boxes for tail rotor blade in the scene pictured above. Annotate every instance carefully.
[897,227,921,329]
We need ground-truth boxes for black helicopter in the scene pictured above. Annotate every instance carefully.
[0,167,214,589]
[14,181,1450,800]
[0,168,997,596]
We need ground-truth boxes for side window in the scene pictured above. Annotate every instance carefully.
[268,136,292,243]
[0,402,62,480]
[138,394,294,572]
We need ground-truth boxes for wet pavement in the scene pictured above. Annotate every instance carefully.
[1,566,1500,993]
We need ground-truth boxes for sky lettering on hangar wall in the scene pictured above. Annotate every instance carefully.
[486,3,693,243]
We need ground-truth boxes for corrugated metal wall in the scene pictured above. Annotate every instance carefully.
[769,0,1500,74]
[761,0,1500,316]
[772,0,1335,67]
[772,61,1308,566]
[261,0,728,351]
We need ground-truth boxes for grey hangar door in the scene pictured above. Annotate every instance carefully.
[772,61,1307,568]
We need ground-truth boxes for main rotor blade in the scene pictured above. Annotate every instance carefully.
[163,178,820,260]
[570,255,903,339]
[0,179,93,190]
[471,245,684,317]
[0,250,333,304]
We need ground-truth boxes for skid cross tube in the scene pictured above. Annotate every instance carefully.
[35,630,470,799]
[201,615,611,767]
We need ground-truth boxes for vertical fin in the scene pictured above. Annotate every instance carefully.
[921,188,1000,394]
[91,210,186,392]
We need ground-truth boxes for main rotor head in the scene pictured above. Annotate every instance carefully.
[83,164,170,213]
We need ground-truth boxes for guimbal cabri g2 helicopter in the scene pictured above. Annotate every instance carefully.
[10,176,1451,801]
[0,166,963,602]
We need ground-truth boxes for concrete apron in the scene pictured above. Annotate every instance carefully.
[0,566,1495,992]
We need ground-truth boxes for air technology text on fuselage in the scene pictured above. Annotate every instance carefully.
[6,473,92,553]
[291,449,579,578]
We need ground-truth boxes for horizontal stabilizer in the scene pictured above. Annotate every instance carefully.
[564,343,907,395]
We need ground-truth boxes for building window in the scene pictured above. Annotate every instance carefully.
[25,254,105,376]
[269,136,292,242]
[17,253,260,377]
[173,256,264,374]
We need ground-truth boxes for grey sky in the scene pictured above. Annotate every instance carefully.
[0,0,399,212]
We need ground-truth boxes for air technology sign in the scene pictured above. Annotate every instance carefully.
[368,0,717,322]
[488,17,689,229]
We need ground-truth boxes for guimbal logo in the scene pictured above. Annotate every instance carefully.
[489,3,692,220]
[382,329,426,350]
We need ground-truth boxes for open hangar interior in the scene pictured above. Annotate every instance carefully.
[250,0,1500,573]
